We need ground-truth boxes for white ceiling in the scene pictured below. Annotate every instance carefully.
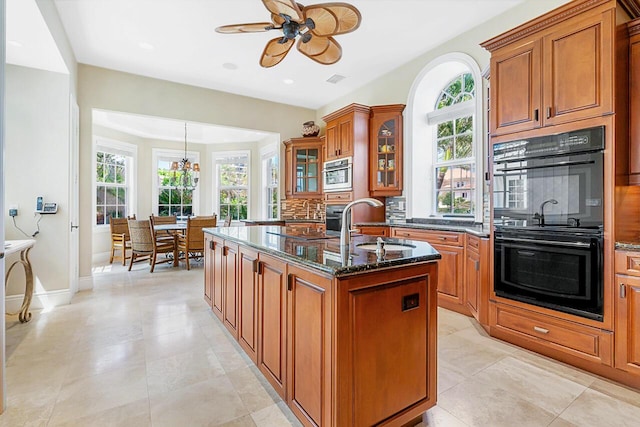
[50,0,528,109]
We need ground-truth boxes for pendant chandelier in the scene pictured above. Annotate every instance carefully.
[170,123,200,191]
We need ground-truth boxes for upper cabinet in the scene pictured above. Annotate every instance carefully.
[482,1,615,136]
[369,104,405,196]
[284,137,322,199]
[629,19,640,184]
[322,103,370,161]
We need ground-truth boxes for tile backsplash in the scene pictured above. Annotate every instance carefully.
[280,199,325,220]
[386,196,406,222]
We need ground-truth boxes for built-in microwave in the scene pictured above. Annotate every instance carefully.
[322,156,352,192]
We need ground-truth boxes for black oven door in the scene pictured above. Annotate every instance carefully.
[325,204,346,233]
[494,231,603,321]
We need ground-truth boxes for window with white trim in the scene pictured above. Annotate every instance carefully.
[262,152,279,219]
[155,151,199,217]
[429,73,476,216]
[215,151,249,221]
[95,140,136,226]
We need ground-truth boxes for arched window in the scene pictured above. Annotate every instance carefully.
[405,53,483,222]
[430,73,475,216]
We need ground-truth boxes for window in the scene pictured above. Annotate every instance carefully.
[431,73,476,216]
[153,149,199,217]
[215,151,249,221]
[262,151,279,219]
[95,140,136,226]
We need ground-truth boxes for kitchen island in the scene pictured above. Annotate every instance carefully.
[203,226,440,427]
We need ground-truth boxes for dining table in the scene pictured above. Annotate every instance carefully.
[153,222,187,267]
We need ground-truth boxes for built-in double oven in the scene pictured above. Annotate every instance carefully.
[492,126,605,321]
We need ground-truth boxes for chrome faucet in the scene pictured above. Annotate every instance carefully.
[340,198,384,249]
[302,200,310,219]
[534,199,558,226]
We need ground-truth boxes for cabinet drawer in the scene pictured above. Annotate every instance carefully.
[492,303,612,365]
[325,192,352,202]
[615,250,640,276]
[357,226,389,237]
[391,227,462,246]
[467,235,480,253]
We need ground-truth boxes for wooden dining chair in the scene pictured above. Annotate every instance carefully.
[109,214,136,265]
[177,215,218,270]
[128,219,177,272]
[150,214,178,240]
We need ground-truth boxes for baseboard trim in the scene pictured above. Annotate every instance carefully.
[6,288,71,313]
[78,275,93,291]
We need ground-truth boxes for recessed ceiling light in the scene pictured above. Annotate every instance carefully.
[222,62,238,70]
[8,40,22,48]
[283,78,294,85]
[138,42,154,50]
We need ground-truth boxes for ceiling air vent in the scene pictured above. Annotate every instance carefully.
[326,74,346,84]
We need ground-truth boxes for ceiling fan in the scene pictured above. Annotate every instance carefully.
[215,0,362,68]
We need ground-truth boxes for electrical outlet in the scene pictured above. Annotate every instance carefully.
[9,208,18,217]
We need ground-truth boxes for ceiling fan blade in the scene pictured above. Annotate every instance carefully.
[260,37,295,67]
[304,3,361,37]
[262,0,304,22]
[297,35,342,65]
[215,22,274,33]
[270,13,286,26]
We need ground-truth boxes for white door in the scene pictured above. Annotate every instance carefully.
[1,0,7,411]
[69,96,79,294]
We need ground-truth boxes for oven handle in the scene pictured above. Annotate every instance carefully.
[322,164,352,174]
[495,236,591,248]
[495,160,595,173]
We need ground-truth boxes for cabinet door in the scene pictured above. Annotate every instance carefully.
[358,226,389,237]
[338,116,353,158]
[466,248,480,316]
[204,234,214,307]
[490,38,541,136]
[325,123,339,160]
[238,247,259,363]
[286,265,332,427]
[370,105,404,196]
[431,244,465,310]
[258,254,288,398]
[223,242,239,339]
[293,146,321,195]
[630,33,640,179]
[615,275,640,375]
[285,144,293,197]
[542,10,613,126]
[212,236,224,321]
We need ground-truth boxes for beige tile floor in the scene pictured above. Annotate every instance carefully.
[2,260,640,426]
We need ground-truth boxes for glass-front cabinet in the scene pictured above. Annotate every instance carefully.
[369,105,405,196]
[284,137,322,198]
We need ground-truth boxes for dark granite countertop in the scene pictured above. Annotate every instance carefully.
[355,220,491,238]
[204,226,441,277]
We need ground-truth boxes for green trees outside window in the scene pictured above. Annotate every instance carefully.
[96,151,128,225]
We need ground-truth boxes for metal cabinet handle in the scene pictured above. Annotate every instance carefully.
[252,259,259,273]
[534,108,539,122]
[546,107,552,119]
[209,241,214,250]
[474,260,480,271]
[533,326,549,334]
[620,283,627,299]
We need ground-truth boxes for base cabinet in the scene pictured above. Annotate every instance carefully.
[392,228,467,314]
[238,247,259,363]
[223,243,239,339]
[204,234,214,307]
[614,251,640,376]
[287,265,333,426]
[465,236,490,325]
[211,236,225,321]
[257,254,288,398]
[205,231,439,426]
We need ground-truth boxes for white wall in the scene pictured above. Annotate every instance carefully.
[78,65,317,277]
[4,65,71,305]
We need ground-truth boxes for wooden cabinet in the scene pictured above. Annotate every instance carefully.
[211,235,225,321]
[238,247,259,363]
[223,242,239,339]
[391,227,467,314]
[369,104,405,196]
[322,104,370,160]
[284,137,322,199]
[629,20,640,184]
[614,251,640,376]
[357,225,389,237]
[465,235,490,325]
[204,234,215,307]
[257,253,288,398]
[482,1,615,136]
[286,264,333,426]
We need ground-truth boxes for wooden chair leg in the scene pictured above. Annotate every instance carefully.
[121,247,127,266]
[110,246,115,264]
[128,252,135,271]
[186,253,191,270]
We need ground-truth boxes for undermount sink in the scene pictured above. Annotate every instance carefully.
[356,243,416,251]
